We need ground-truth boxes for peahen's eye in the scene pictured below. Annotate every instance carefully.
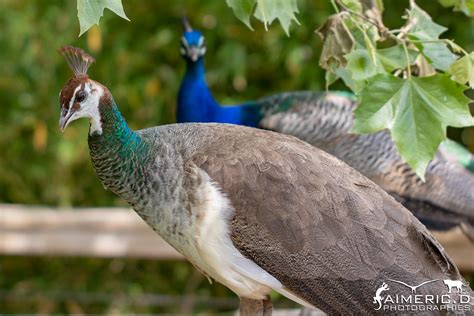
[75,90,87,103]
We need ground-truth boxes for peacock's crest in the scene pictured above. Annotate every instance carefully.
[58,45,95,76]
[182,16,193,32]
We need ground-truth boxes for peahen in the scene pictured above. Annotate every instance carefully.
[58,46,472,315]
[177,19,474,241]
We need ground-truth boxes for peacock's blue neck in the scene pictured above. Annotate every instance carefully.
[184,57,207,79]
[177,58,262,127]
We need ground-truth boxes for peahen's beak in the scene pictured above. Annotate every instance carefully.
[59,108,75,132]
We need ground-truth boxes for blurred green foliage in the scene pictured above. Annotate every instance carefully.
[0,256,244,314]
[0,0,472,207]
[0,0,472,314]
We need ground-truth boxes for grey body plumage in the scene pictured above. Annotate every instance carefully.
[259,91,474,240]
[90,118,470,313]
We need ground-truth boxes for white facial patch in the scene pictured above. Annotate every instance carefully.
[181,36,190,49]
[69,86,81,110]
[67,82,104,135]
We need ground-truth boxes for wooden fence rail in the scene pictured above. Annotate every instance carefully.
[0,204,180,259]
[0,204,473,271]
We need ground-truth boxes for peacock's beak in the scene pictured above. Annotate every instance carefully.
[59,108,75,132]
[189,47,200,62]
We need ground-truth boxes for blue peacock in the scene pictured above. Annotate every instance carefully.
[177,21,261,127]
[58,45,472,315]
[177,18,474,241]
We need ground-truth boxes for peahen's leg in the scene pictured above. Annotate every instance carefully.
[262,297,273,316]
[239,297,273,316]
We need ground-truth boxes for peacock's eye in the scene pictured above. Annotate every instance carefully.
[75,90,87,103]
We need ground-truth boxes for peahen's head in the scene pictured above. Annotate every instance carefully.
[58,46,111,134]
[180,17,206,62]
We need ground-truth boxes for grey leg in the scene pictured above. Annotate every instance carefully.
[262,297,273,316]
[240,297,273,316]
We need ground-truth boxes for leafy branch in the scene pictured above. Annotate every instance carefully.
[318,0,473,178]
[74,0,474,179]
[229,0,474,179]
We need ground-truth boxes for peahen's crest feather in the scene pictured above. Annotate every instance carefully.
[58,45,95,76]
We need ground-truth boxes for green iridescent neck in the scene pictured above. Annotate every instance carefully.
[87,99,149,197]
[88,99,141,151]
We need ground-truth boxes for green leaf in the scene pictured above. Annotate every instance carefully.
[77,0,130,36]
[422,42,458,71]
[377,45,418,72]
[254,0,299,35]
[407,1,448,40]
[226,0,299,35]
[374,0,385,13]
[343,17,379,49]
[449,52,474,87]
[336,67,367,92]
[353,73,473,178]
[325,69,339,90]
[438,0,457,6]
[225,0,256,29]
[317,13,355,70]
[341,0,363,13]
[405,1,457,71]
[343,46,418,89]
[326,63,366,92]
[345,49,384,81]
[459,0,474,16]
